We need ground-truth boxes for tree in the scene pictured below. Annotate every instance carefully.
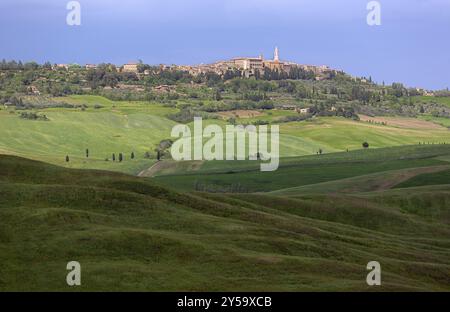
[362,142,369,149]
[131,151,135,159]
[86,148,89,158]
[66,155,70,162]
[119,153,123,162]
[214,89,222,101]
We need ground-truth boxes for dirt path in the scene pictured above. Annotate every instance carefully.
[344,165,450,193]
[138,160,204,177]
[137,161,165,177]
[274,165,450,196]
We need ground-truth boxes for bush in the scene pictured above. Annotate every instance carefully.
[19,112,49,121]
[167,109,217,123]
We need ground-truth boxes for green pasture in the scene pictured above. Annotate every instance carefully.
[0,95,449,175]
[1,155,449,291]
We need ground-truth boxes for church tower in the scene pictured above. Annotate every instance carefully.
[274,46,279,62]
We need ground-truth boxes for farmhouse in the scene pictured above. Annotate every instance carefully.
[122,62,139,73]
[298,107,310,114]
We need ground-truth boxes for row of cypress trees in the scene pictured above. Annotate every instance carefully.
[65,149,135,162]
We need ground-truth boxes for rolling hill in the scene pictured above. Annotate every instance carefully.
[0,154,449,291]
[0,95,449,176]
[152,145,450,192]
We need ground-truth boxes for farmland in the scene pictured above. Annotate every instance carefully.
[0,65,450,292]
[1,154,449,291]
[153,145,450,192]
[1,95,449,176]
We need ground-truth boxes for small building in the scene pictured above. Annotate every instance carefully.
[280,104,297,110]
[85,64,97,70]
[122,62,139,73]
[298,108,310,114]
[53,64,69,70]
[28,86,40,95]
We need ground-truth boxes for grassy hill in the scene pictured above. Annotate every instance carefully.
[0,100,175,174]
[394,168,450,189]
[153,145,450,192]
[271,166,450,196]
[0,95,449,175]
[1,154,449,291]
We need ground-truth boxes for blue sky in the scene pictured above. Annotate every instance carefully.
[0,0,449,89]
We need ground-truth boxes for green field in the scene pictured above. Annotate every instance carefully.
[420,115,450,127]
[1,95,450,291]
[415,96,450,108]
[0,98,178,174]
[394,168,450,189]
[153,145,450,192]
[1,154,449,291]
[1,95,449,176]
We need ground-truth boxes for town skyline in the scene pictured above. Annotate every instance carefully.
[1,0,449,89]
[6,46,434,91]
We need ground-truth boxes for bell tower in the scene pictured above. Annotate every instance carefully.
[274,46,279,62]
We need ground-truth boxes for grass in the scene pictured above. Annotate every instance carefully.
[270,165,450,196]
[282,117,450,152]
[0,109,171,175]
[0,95,449,175]
[419,115,450,128]
[414,96,450,108]
[394,169,450,189]
[153,145,450,192]
[1,155,449,291]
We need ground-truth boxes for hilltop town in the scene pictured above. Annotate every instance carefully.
[174,47,335,80]
[53,47,337,81]
[1,47,447,122]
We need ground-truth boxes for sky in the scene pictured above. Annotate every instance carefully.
[0,0,449,90]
